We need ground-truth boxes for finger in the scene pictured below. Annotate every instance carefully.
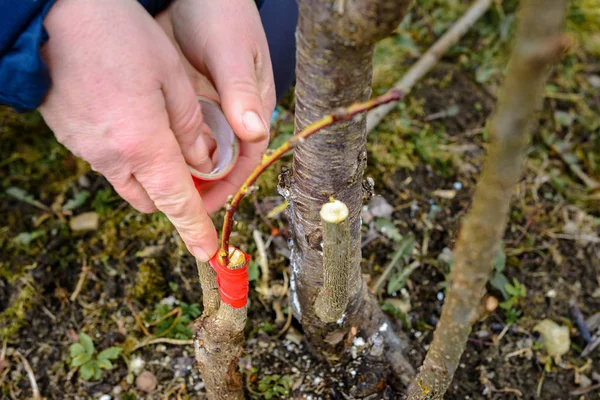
[171,2,272,143]
[204,40,271,144]
[162,59,217,174]
[109,173,158,214]
[133,129,218,261]
[200,139,266,214]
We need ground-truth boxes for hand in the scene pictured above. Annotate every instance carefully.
[39,0,265,261]
[166,0,275,211]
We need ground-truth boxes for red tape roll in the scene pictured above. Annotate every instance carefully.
[208,248,250,308]
[189,95,240,192]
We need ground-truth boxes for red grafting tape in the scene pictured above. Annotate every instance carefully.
[208,247,250,308]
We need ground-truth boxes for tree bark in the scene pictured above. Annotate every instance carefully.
[406,1,568,398]
[194,250,248,400]
[287,0,414,382]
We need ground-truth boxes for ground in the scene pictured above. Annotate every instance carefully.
[1,1,599,399]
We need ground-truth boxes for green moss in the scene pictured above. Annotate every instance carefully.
[129,259,165,303]
[0,274,40,340]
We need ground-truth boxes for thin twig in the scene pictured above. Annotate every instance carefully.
[366,0,493,133]
[219,89,406,264]
[253,230,270,295]
[132,338,193,351]
[570,302,592,343]
[14,351,40,400]
[70,265,89,302]
[406,0,568,397]
[151,307,183,338]
[125,297,152,337]
[275,307,294,339]
[571,383,600,396]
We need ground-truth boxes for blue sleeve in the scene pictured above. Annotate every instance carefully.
[0,0,56,112]
[0,0,264,113]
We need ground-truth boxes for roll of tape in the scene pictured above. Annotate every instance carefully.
[189,95,240,191]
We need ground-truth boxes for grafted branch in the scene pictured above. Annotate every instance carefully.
[406,1,568,398]
[315,200,351,323]
[194,248,249,400]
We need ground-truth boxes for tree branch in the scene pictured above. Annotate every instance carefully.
[315,199,351,323]
[219,89,405,265]
[367,0,493,133]
[406,0,569,398]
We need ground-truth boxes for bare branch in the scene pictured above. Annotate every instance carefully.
[406,1,568,398]
[367,0,493,133]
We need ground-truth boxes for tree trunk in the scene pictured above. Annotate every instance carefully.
[194,252,247,399]
[285,0,414,383]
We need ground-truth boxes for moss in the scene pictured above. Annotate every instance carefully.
[129,259,165,303]
[0,274,40,340]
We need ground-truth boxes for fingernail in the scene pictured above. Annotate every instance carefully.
[242,110,268,141]
[191,246,210,262]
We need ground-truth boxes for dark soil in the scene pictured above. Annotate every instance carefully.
[2,2,599,400]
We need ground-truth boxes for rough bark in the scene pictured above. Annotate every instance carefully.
[194,304,247,400]
[194,249,248,400]
[196,261,220,316]
[287,0,414,382]
[406,1,568,398]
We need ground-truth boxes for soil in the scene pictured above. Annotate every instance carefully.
[1,3,599,400]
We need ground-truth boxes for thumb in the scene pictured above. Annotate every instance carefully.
[205,46,271,143]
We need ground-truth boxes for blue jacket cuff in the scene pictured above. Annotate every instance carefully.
[0,0,56,112]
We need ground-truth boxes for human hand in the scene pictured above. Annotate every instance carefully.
[165,0,276,211]
[39,0,225,260]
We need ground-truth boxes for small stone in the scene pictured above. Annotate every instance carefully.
[160,296,178,306]
[579,373,592,387]
[485,295,499,313]
[136,371,158,393]
[99,395,111,400]
[69,212,99,231]
[78,175,91,188]
[588,75,600,88]
[129,356,145,376]
[368,196,394,218]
